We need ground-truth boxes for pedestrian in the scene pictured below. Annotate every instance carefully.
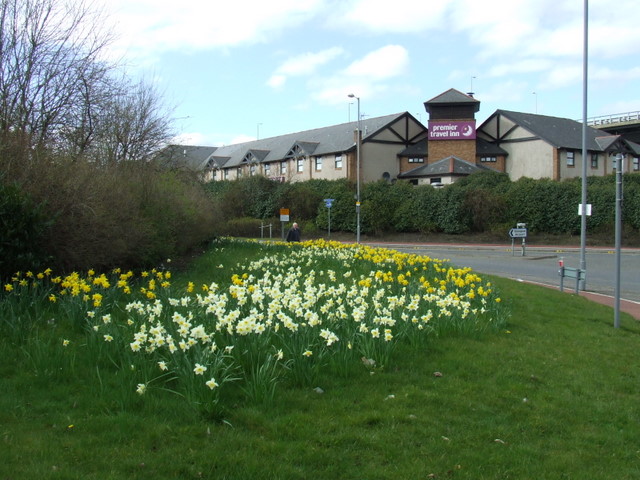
[286,222,301,242]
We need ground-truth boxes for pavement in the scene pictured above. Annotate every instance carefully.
[575,290,640,320]
[519,278,640,321]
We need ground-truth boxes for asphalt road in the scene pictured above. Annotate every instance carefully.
[370,242,640,303]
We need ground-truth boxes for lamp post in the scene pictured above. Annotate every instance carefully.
[348,93,361,243]
[614,153,624,328]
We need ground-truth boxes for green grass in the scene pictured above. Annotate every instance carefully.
[1,241,639,479]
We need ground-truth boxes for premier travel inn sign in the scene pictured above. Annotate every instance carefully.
[428,121,476,140]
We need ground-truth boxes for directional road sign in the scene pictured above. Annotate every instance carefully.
[509,227,528,238]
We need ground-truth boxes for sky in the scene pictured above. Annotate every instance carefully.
[98,0,640,147]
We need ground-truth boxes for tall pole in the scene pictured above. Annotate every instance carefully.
[614,154,623,328]
[348,93,361,243]
[579,0,588,290]
[356,97,361,244]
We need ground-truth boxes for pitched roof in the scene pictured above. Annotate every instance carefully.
[424,88,480,113]
[209,113,408,169]
[399,156,491,178]
[491,110,605,150]
[595,135,640,156]
[154,145,218,170]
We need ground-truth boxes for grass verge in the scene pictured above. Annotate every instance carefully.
[1,241,638,479]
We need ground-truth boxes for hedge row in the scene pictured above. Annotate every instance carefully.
[207,172,640,237]
[0,157,221,279]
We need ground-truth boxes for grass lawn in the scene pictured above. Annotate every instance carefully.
[1,240,639,479]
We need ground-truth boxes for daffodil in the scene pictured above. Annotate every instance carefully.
[193,363,207,375]
[205,378,219,389]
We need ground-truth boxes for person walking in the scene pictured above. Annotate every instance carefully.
[286,222,301,242]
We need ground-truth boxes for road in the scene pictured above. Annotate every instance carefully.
[369,242,640,303]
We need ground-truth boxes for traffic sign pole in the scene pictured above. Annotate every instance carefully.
[509,225,528,257]
[324,199,334,239]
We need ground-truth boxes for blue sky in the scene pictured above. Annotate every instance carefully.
[101,0,640,146]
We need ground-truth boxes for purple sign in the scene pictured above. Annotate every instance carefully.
[428,121,476,140]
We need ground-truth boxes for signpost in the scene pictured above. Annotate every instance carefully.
[280,208,290,241]
[324,199,334,238]
[509,223,528,256]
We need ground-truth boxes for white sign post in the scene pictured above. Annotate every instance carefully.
[324,199,334,239]
[280,208,290,241]
[509,223,528,256]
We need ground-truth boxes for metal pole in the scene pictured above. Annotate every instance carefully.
[348,94,361,243]
[614,154,623,328]
[579,0,588,290]
[356,97,361,244]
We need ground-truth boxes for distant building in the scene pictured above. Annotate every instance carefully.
[478,109,640,180]
[159,88,640,184]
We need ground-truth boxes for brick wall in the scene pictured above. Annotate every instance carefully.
[428,139,476,163]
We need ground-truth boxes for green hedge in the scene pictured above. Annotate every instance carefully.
[206,171,640,239]
[0,180,52,278]
[1,156,221,275]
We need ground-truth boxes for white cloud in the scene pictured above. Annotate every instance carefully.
[267,47,345,89]
[343,45,409,79]
[278,47,345,76]
[328,0,451,32]
[308,45,410,106]
[105,0,324,60]
[267,75,287,89]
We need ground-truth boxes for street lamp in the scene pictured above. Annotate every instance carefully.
[348,93,361,243]
[614,153,624,328]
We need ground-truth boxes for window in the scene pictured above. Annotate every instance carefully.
[408,157,424,163]
[591,153,598,169]
[634,157,639,171]
[566,151,575,167]
[224,169,229,180]
[250,164,256,176]
[280,161,287,175]
[335,154,343,169]
[430,177,442,185]
[297,159,304,173]
[480,156,497,163]
[315,156,323,171]
[237,167,243,178]
[264,163,271,175]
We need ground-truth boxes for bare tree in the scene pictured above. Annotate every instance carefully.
[0,0,175,164]
[0,0,114,152]
[88,77,175,165]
